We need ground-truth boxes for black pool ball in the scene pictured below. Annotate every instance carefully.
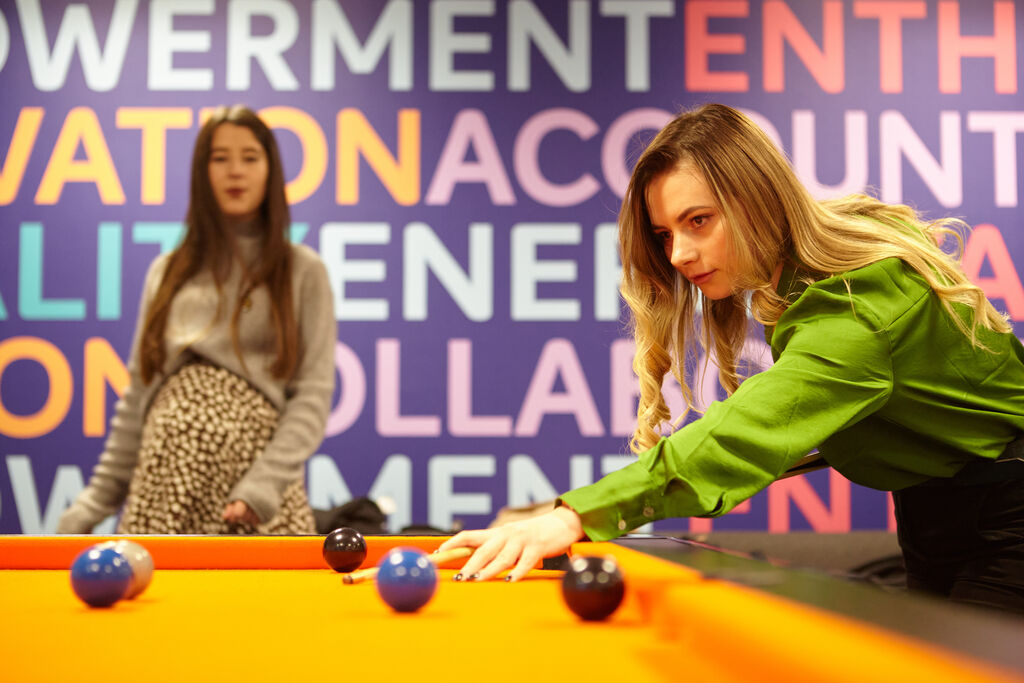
[561,555,625,621]
[322,527,367,573]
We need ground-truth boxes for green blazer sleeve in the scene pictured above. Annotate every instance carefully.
[561,276,895,542]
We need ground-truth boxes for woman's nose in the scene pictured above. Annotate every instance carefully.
[669,235,697,269]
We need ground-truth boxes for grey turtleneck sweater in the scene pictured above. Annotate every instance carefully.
[57,234,337,532]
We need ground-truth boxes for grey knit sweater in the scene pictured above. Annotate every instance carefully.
[57,235,337,532]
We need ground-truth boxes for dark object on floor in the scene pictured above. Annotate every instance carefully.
[313,497,387,535]
[848,555,907,590]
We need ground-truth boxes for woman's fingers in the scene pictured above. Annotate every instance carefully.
[440,507,584,581]
[437,529,488,552]
[222,500,258,526]
[506,545,543,583]
[455,532,511,579]
[475,536,526,581]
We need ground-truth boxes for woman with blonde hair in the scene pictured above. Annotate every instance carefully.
[441,103,1024,613]
[59,105,337,534]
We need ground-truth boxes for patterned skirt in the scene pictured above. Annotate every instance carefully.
[118,361,315,534]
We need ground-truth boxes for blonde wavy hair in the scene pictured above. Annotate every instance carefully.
[620,103,1010,454]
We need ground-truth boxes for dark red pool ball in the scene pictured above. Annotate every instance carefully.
[322,527,367,573]
[561,555,625,621]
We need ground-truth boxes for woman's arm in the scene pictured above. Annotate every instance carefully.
[56,256,169,533]
[226,249,337,523]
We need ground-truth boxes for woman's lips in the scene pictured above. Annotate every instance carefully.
[689,270,715,285]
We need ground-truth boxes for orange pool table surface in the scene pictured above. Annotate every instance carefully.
[1,535,1021,683]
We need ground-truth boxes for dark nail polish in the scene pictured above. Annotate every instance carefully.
[469,573,480,581]
[453,573,463,582]
[504,575,513,582]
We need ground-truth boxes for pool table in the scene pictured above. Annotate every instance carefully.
[1,534,1021,682]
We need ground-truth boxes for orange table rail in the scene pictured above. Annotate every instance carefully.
[0,535,1020,683]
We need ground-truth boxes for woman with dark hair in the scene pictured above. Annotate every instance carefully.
[439,103,1024,613]
[58,105,336,534]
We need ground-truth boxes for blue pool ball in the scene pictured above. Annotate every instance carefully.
[70,546,134,608]
[376,548,437,613]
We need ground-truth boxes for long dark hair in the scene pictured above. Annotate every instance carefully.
[139,105,298,383]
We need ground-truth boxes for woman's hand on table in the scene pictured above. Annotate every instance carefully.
[222,500,260,526]
[437,505,585,582]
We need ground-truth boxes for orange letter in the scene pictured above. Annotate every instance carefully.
[259,106,328,205]
[35,107,126,205]
[0,108,44,205]
[83,337,130,437]
[116,108,193,205]
[0,337,73,438]
[337,108,421,206]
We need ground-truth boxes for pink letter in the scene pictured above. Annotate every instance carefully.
[424,109,516,206]
[763,0,844,93]
[447,338,513,436]
[938,1,1017,94]
[610,339,639,437]
[685,1,750,92]
[768,470,851,532]
[515,338,604,436]
[852,1,927,93]
[601,108,672,199]
[513,108,600,207]
[376,338,442,436]
[962,224,1024,320]
[325,342,366,436]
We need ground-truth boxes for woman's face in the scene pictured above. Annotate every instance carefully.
[646,164,739,300]
[207,123,269,222]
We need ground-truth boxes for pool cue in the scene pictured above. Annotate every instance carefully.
[780,453,828,479]
[342,546,474,584]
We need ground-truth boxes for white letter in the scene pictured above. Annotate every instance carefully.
[967,111,1024,208]
[311,0,412,91]
[881,111,963,208]
[599,1,673,91]
[594,222,621,321]
[18,0,137,91]
[148,0,214,90]
[430,0,495,91]
[226,0,299,91]
[403,222,493,321]
[7,455,115,533]
[306,454,353,510]
[507,454,558,506]
[508,0,590,92]
[429,455,495,529]
[0,9,10,73]
[511,223,581,321]
[320,223,390,321]
[792,109,869,200]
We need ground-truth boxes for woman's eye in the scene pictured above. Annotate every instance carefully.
[692,215,709,228]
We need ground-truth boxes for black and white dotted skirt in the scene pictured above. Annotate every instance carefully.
[118,361,316,535]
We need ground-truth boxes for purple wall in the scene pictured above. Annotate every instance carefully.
[1,0,1021,533]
